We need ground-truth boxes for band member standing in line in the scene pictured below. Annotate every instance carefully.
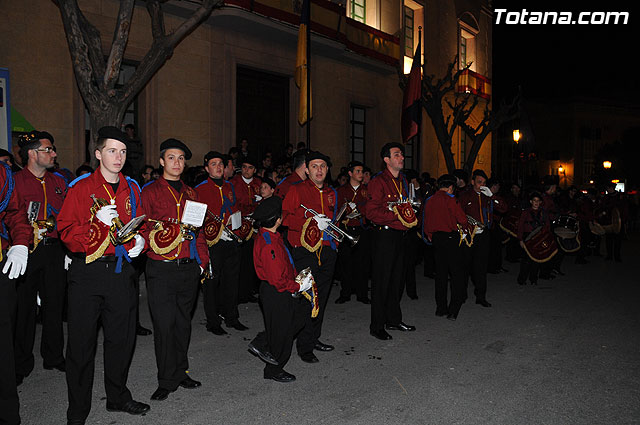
[248,196,311,382]
[275,150,307,200]
[13,131,67,385]
[57,126,149,424]
[334,160,370,305]
[0,161,32,425]
[517,192,550,286]
[195,151,246,334]
[458,169,494,308]
[140,139,209,402]
[422,174,470,321]
[364,143,416,341]
[282,151,337,363]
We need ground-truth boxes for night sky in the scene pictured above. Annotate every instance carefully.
[492,0,639,105]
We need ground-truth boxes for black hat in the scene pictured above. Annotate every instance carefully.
[0,148,11,157]
[261,177,276,190]
[239,154,259,168]
[160,138,192,160]
[253,196,282,225]
[97,126,129,147]
[437,174,457,189]
[203,151,225,166]
[305,150,332,167]
[18,130,54,148]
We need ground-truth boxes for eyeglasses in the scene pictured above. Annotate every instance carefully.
[34,147,56,154]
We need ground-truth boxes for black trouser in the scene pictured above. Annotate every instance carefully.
[370,228,405,332]
[132,256,149,326]
[576,224,590,261]
[423,242,435,277]
[605,232,622,260]
[237,238,259,303]
[0,257,20,425]
[400,231,421,299]
[14,240,66,378]
[463,231,490,302]
[505,237,522,262]
[337,227,370,300]
[146,259,200,391]
[518,255,540,284]
[432,232,466,315]
[203,240,240,327]
[488,227,504,272]
[291,246,337,355]
[66,258,137,422]
[251,282,308,377]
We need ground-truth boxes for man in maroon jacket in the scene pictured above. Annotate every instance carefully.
[0,161,32,425]
[422,174,470,321]
[13,131,67,385]
[274,150,307,200]
[517,192,551,285]
[364,142,416,341]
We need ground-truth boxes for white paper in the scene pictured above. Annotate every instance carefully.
[229,211,242,230]
[27,201,41,223]
[182,200,207,227]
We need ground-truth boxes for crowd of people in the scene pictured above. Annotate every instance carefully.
[0,128,636,425]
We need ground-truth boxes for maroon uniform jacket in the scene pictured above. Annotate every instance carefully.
[140,177,209,264]
[363,168,411,231]
[230,174,262,216]
[58,170,141,256]
[0,164,32,251]
[253,228,299,293]
[274,172,304,200]
[517,208,551,241]
[195,177,239,223]
[422,190,469,240]
[14,168,66,239]
[335,183,367,227]
[282,178,337,249]
[458,187,495,228]
[542,193,559,221]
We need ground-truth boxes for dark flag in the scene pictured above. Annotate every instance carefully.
[401,39,421,144]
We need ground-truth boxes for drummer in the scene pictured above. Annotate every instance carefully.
[516,191,551,285]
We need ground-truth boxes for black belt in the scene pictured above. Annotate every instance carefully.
[373,225,405,232]
[345,225,363,232]
[41,237,59,246]
[72,254,118,263]
[161,258,194,265]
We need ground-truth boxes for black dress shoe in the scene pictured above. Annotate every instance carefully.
[385,322,416,331]
[476,299,492,307]
[370,329,392,340]
[357,297,371,304]
[248,343,279,365]
[16,374,24,386]
[435,309,449,317]
[313,341,334,351]
[179,376,201,389]
[335,296,350,304]
[300,352,319,363]
[150,387,174,401]
[264,370,296,383]
[247,294,259,303]
[106,400,151,415]
[44,360,66,372]
[408,294,419,300]
[136,325,152,336]
[67,419,85,425]
[226,320,249,331]
[446,312,458,321]
[207,324,228,335]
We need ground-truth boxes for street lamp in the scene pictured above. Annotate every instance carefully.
[513,129,521,143]
[603,160,612,169]
[558,166,564,173]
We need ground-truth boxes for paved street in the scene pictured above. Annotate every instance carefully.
[19,236,640,424]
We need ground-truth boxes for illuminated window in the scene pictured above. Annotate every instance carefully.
[350,0,365,23]
[350,105,365,162]
[404,7,414,57]
[403,1,424,74]
[458,13,479,71]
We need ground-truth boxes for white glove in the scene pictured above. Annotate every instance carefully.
[313,214,331,231]
[64,255,72,271]
[220,232,233,242]
[37,228,48,239]
[229,211,242,230]
[2,245,28,279]
[299,274,313,292]
[475,227,484,234]
[95,205,119,226]
[254,195,263,202]
[348,202,357,210]
[127,234,145,258]
[199,266,205,274]
[479,186,493,197]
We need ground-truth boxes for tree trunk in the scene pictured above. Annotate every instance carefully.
[88,101,126,168]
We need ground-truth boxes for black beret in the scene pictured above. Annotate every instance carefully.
[380,142,404,159]
[97,126,129,147]
[437,174,457,188]
[203,150,225,166]
[305,150,332,167]
[261,177,276,190]
[0,148,11,157]
[239,154,259,168]
[253,195,282,225]
[160,138,192,160]
[18,130,54,148]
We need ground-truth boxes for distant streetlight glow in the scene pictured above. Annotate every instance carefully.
[603,160,612,169]
[513,129,521,143]
[558,166,564,173]
[612,179,620,183]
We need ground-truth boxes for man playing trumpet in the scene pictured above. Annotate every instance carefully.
[13,131,67,385]
[282,150,338,363]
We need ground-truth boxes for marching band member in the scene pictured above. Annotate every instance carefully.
[259,177,276,200]
[364,143,416,341]
[540,177,562,279]
[275,150,307,200]
[13,131,67,385]
[457,169,494,308]
[282,150,337,363]
[195,151,246,334]
[248,196,311,382]
[139,139,209,401]
[57,126,149,424]
[0,161,32,425]
[422,174,470,321]
[517,192,550,285]
[334,160,370,305]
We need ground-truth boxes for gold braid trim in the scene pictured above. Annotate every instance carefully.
[393,205,418,228]
[522,244,558,264]
[300,217,322,253]
[149,223,183,255]
[86,236,110,264]
[205,223,223,247]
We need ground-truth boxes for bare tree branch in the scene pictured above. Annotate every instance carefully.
[147,0,166,40]
[104,0,135,91]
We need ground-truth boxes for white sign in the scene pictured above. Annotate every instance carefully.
[182,200,207,227]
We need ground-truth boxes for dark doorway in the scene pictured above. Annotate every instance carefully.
[236,66,289,163]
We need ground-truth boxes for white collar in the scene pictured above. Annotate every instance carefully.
[242,176,253,184]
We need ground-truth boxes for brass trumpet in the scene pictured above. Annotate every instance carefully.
[35,215,56,233]
[148,217,198,241]
[206,210,243,243]
[90,195,139,245]
[300,204,359,246]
